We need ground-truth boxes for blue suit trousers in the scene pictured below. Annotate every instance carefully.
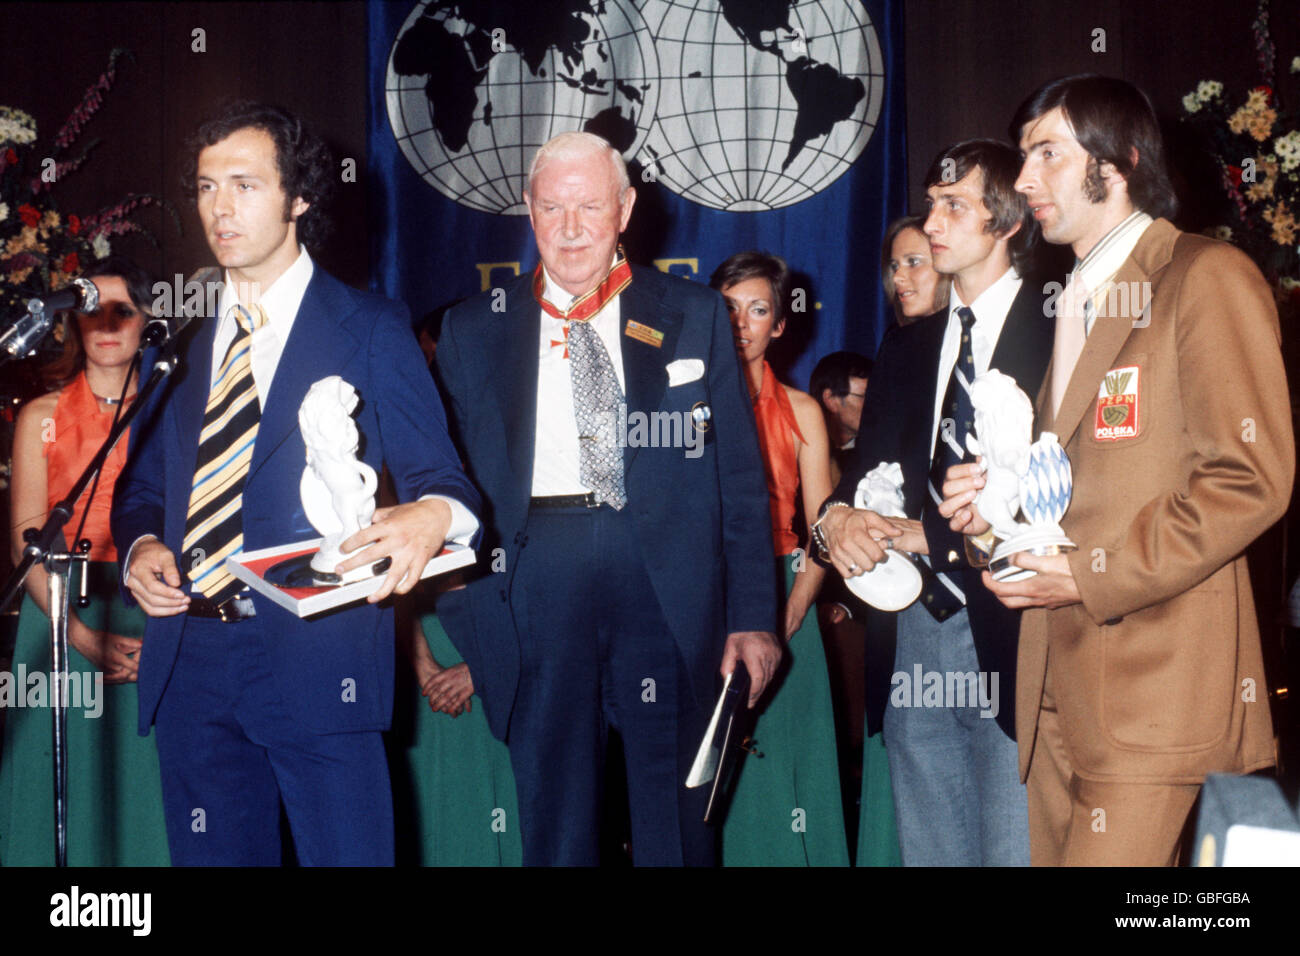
[506,504,715,866]
[153,615,394,865]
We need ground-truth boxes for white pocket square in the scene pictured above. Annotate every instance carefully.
[666,358,705,386]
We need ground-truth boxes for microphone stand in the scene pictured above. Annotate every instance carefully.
[0,329,186,866]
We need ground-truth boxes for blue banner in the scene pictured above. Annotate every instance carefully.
[367,0,908,386]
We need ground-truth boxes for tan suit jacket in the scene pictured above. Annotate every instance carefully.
[1017,218,1293,785]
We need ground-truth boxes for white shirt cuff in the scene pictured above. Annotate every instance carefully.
[420,494,479,548]
[122,534,158,584]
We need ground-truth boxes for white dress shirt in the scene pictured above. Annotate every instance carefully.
[928,266,1023,458]
[531,264,627,496]
[209,246,312,399]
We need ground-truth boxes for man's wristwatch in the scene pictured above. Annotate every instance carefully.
[812,501,853,562]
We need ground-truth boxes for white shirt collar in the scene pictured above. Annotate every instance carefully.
[1074,210,1154,294]
[947,265,1021,338]
[539,253,620,317]
[217,245,314,323]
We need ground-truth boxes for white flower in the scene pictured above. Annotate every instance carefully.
[1208,225,1233,240]
[1196,80,1223,103]
[1182,93,1201,114]
[0,202,8,224]
[1291,55,1300,74]
[1275,130,1300,173]
[1281,276,1300,292]
[92,233,111,260]
[0,106,37,146]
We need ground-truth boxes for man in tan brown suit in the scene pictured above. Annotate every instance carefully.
[940,74,1294,866]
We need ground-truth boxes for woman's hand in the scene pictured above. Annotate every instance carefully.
[422,662,474,717]
[71,625,142,684]
[782,596,812,642]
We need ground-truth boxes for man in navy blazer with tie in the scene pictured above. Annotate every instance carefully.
[113,103,480,865]
[814,141,1055,865]
[434,132,781,866]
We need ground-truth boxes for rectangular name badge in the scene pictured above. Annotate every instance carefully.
[1095,365,1140,441]
[625,319,664,348]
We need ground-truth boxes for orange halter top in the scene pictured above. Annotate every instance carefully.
[751,361,805,557]
[43,371,131,562]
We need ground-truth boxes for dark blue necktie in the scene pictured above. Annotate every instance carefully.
[918,306,976,621]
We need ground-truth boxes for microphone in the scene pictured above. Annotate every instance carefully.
[1,277,100,360]
[139,266,222,349]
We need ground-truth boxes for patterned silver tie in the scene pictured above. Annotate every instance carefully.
[568,319,627,509]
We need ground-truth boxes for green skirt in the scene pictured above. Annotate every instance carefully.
[720,555,850,866]
[0,562,169,866]
[389,613,521,866]
[857,729,902,866]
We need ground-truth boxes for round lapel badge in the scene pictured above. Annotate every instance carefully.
[691,401,712,432]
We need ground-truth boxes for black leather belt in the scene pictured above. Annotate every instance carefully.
[529,493,599,509]
[187,592,257,622]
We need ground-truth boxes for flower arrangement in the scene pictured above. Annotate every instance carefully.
[0,48,176,321]
[1181,0,1299,303]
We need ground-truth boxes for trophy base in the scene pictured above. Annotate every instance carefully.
[989,529,1077,582]
[264,551,392,589]
[843,550,923,612]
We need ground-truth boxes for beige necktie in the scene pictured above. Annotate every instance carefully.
[1049,271,1090,418]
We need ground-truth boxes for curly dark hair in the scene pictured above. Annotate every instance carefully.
[180,101,335,249]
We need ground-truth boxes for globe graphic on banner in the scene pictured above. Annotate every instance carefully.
[385,0,882,214]
[386,1,659,215]
[640,0,883,211]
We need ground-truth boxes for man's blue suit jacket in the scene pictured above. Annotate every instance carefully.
[112,267,481,737]
[433,265,777,742]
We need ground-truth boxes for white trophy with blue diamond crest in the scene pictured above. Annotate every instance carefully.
[964,370,1076,583]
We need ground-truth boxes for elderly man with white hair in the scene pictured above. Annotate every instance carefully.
[433,131,780,866]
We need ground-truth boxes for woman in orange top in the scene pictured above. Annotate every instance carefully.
[709,251,847,865]
[0,256,169,865]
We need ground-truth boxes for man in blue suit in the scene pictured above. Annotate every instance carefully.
[434,132,781,866]
[112,103,480,865]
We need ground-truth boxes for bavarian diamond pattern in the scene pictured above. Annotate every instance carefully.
[1021,437,1072,526]
[568,319,627,509]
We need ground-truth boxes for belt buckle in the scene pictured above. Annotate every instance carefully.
[585,492,600,509]
[216,593,248,622]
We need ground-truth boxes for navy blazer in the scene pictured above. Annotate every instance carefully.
[433,265,777,742]
[832,273,1057,739]
[112,267,481,736]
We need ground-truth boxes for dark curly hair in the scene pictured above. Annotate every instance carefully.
[180,101,334,249]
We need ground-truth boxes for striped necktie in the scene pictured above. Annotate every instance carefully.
[917,306,977,621]
[183,303,266,600]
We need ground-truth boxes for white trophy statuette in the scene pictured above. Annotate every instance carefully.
[298,376,382,584]
[843,461,923,611]
[964,370,1076,582]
